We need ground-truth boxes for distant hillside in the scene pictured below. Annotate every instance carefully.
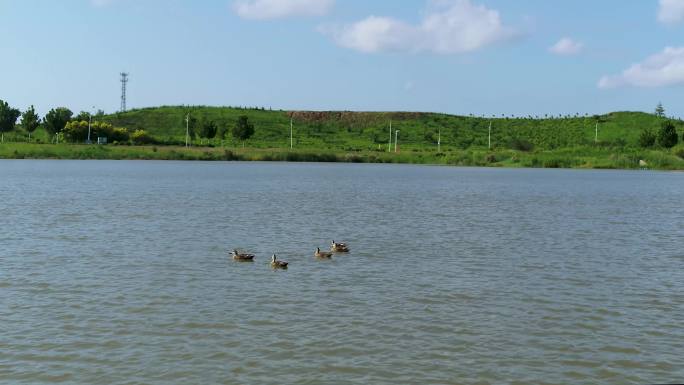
[101,106,682,151]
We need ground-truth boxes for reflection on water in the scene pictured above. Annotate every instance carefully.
[1,160,683,384]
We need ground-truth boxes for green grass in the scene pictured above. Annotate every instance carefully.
[94,106,682,151]
[1,106,684,169]
[3,142,684,170]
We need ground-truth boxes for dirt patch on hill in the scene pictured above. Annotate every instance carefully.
[287,111,425,124]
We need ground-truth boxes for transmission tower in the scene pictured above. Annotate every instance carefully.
[120,72,129,112]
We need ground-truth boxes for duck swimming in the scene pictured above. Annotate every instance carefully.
[270,254,289,269]
[315,247,333,259]
[231,249,255,262]
[330,240,349,253]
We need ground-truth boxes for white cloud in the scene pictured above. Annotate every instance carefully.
[326,0,517,54]
[598,47,684,88]
[658,0,684,24]
[549,37,583,56]
[233,0,334,20]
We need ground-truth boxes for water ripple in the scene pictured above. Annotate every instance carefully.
[1,161,683,384]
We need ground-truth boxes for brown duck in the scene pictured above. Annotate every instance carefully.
[231,249,255,262]
[270,254,289,269]
[330,240,349,253]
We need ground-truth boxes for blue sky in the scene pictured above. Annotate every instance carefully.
[2,0,684,117]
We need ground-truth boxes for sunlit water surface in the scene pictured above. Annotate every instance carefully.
[1,160,683,384]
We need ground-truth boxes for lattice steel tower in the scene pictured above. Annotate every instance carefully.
[120,72,129,112]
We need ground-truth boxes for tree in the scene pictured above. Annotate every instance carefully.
[657,120,678,148]
[44,108,73,139]
[199,119,217,140]
[657,121,678,147]
[21,105,40,141]
[183,114,198,141]
[110,127,130,143]
[93,121,115,139]
[424,130,436,144]
[218,124,228,140]
[131,129,155,145]
[232,115,254,144]
[0,100,21,143]
[62,121,89,142]
[655,102,666,118]
[638,128,656,148]
[75,111,91,122]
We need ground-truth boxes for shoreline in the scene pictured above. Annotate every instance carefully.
[1,143,684,170]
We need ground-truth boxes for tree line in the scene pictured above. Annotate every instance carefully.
[184,114,255,144]
[0,99,256,145]
[0,101,79,143]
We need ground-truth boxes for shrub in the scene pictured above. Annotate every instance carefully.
[131,129,156,145]
[657,121,678,148]
[345,154,364,163]
[612,138,627,148]
[543,158,562,168]
[63,121,123,144]
[91,122,114,139]
[222,150,237,161]
[673,146,684,159]
[111,127,130,142]
[424,131,436,143]
[509,138,534,152]
[62,121,89,142]
[638,128,656,148]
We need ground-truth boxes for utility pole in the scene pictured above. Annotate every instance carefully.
[438,129,441,153]
[87,113,92,144]
[595,122,598,143]
[488,121,492,150]
[395,130,400,153]
[388,120,392,152]
[87,105,94,144]
[185,114,190,147]
[290,118,293,150]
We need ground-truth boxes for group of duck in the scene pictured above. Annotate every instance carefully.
[230,240,350,270]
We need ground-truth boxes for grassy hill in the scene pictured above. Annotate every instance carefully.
[99,106,682,151]
[4,105,684,169]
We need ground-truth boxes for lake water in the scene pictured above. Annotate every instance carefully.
[1,160,683,384]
